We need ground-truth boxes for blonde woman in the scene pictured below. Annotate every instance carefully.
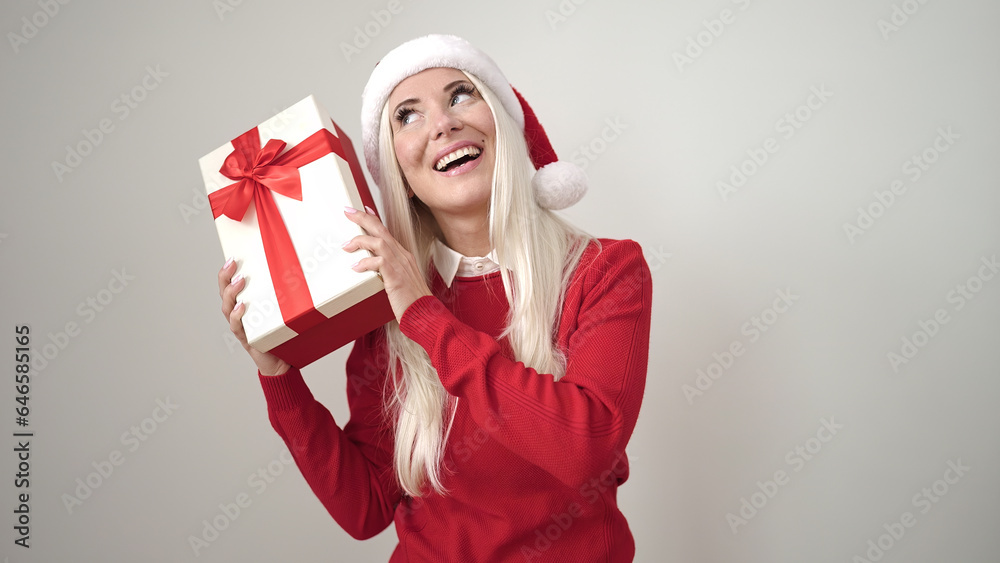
[218,35,652,562]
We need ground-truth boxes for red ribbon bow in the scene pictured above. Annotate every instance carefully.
[209,125,352,334]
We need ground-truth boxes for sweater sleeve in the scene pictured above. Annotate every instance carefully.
[399,239,652,488]
[258,329,400,539]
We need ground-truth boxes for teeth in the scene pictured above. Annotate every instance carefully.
[435,146,481,171]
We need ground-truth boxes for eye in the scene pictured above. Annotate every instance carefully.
[451,84,476,106]
[395,107,418,126]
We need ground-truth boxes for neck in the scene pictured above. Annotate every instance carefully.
[432,207,491,257]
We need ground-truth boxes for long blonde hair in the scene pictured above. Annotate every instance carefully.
[376,72,593,496]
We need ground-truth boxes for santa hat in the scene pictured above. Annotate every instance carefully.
[360,34,587,210]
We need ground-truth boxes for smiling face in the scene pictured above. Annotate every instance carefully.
[387,67,496,224]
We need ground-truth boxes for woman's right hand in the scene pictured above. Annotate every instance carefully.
[218,258,290,376]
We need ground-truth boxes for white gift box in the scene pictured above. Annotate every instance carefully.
[198,95,393,367]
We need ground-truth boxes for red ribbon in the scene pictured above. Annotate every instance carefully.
[209,125,353,334]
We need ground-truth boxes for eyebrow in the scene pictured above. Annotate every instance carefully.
[391,79,473,117]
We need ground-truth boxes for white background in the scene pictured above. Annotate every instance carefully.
[1,0,998,561]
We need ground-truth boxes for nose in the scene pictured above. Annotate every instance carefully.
[430,107,462,140]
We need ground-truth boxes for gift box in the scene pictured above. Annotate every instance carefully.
[198,94,394,367]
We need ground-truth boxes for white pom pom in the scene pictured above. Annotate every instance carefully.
[532,161,588,210]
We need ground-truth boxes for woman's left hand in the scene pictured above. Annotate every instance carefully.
[342,205,433,322]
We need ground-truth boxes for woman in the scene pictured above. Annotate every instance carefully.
[218,34,652,562]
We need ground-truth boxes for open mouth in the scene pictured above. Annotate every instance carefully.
[434,145,483,173]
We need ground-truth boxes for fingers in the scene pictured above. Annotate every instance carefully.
[343,206,403,261]
[217,258,288,374]
[218,257,236,297]
[220,270,244,317]
[229,300,249,343]
[343,207,400,274]
[344,205,390,238]
[350,255,385,276]
[219,258,249,344]
[342,233,388,255]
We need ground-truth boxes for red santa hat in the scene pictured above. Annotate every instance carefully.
[360,34,587,210]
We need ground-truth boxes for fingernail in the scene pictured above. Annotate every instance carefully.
[350,261,361,270]
[231,274,243,285]
[344,206,358,214]
[234,301,243,311]
[341,240,351,249]
[224,257,234,268]
[365,205,376,215]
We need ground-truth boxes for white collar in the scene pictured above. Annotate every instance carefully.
[432,239,500,287]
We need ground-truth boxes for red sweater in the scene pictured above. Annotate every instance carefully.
[258,238,652,562]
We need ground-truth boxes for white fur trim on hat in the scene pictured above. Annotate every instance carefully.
[361,34,523,187]
[532,161,588,210]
